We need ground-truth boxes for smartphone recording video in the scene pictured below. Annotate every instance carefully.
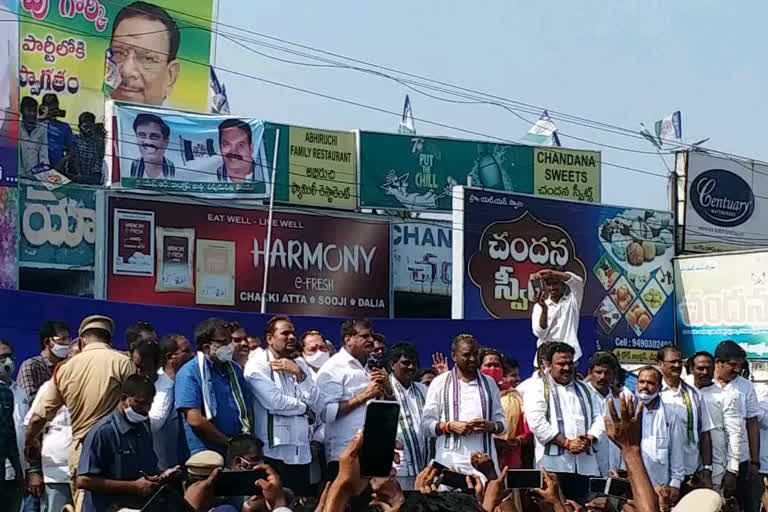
[505,469,543,489]
[360,400,401,477]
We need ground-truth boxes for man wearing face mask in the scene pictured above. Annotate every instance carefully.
[301,330,330,376]
[634,366,685,505]
[76,375,181,511]
[245,315,320,496]
[17,320,71,400]
[0,340,28,511]
[149,334,194,470]
[175,318,255,458]
[224,434,265,509]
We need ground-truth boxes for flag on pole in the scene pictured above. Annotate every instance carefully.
[523,110,561,147]
[210,68,230,115]
[654,111,682,144]
[102,48,121,96]
[398,95,415,134]
[639,122,662,149]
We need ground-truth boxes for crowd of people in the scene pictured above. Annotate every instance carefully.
[0,311,765,512]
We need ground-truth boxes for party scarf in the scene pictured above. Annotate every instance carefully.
[441,367,494,452]
[542,375,594,456]
[197,352,250,434]
[390,374,427,474]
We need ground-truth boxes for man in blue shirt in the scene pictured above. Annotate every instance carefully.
[76,375,180,512]
[38,94,73,170]
[175,318,255,457]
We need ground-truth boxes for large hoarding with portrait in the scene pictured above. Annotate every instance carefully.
[19,0,214,123]
[359,132,601,211]
[675,250,768,359]
[112,103,270,195]
[682,152,768,252]
[454,188,675,363]
[107,197,391,317]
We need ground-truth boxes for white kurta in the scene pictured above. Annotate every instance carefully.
[23,380,71,483]
[245,349,321,465]
[640,400,685,488]
[697,382,742,485]
[586,382,622,477]
[660,379,714,476]
[391,377,428,481]
[523,375,604,476]
[531,273,585,362]
[421,371,506,476]
[713,375,760,463]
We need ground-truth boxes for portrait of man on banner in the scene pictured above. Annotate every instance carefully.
[216,118,268,190]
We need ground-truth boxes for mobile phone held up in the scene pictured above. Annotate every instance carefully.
[429,460,471,490]
[213,469,268,497]
[505,469,543,489]
[360,400,401,477]
[589,477,632,499]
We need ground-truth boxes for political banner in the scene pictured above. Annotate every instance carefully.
[0,186,18,289]
[112,104,270,196]
[675,250,768,359]
[683,152,768,252]
[19,0,214,123]
[454,188,674,360]
[359,131,601,211]
[392,221,451,296]
[0,0,18,187]
[18,182,96,268]
[266,123,357,210]
[107,197,391,317]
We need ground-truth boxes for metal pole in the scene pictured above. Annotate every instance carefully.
[260,128,280,314]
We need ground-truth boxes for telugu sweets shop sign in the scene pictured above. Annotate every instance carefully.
[107,197,390,316]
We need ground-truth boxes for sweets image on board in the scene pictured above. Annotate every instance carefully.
[593,252,620,291]
[596,295,621,334]
[609,275,635,313]
[641,278,666,315]
[626,299,652,336]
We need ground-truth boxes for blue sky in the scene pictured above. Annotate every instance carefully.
[215,0,766,211]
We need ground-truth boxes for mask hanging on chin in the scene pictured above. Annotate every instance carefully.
[636,391,658,404]
[124,406,149,423]
[305,350,329,368]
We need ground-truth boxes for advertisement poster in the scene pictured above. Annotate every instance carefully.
[196,239,235,306]
[155,226,194,292]
[533,148,601,203]
[113,104,269,195]
[113,208,154,276]
[19,182,96,268]
[360,131,533,211]
[279,124,356,210]
[0,0,18,187]
[107,197,391,316]
[359,132,602,211]
[675,251,768,359]
[683,152,768,252]
[0,187,18,289]
[392,221,451,296]
[455,188,674,361]
[19,0,214,128]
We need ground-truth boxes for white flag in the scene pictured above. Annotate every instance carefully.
[655,111,682,144]
[523,110,560,147]
[398,95,415,135]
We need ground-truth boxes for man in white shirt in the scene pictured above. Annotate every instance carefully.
[531,269,585,363]
[149,334,194,470]
[524,342,602,503]
[657,345,715,488]
[634,366,685,504]
[245,315,321,497]
[517,342,553,402]
[388,343,428,490]
[301,330,330,378]
[713,340,763,512]
[584,351,622,477]
[689,350,742,491]
[754,381,768,505]
[1,340,29,512]
[316,318,388,481]
[422,334,506,479]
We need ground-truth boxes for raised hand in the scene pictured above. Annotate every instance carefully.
[432,353,450,374]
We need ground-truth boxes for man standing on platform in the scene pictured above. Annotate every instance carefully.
[530,269,585,363]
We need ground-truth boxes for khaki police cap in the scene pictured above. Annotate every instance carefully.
[78,315,115,337]
[672,489,723,512]
[185,450,224,476]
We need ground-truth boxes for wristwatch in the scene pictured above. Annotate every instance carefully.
[701,464,713,471]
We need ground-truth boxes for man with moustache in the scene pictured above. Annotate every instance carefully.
[422,334,506,478]
[524,342,602,502]
[388,343,428,490]
[216,119,268,190]
[109,2,181,106]
[130,113,175,179]
[634,366,685,507]
[316,318,388,480]
[658,344,715,489]
[688,351,742,492]
[584,351,623,477]
[244,315,320,496]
